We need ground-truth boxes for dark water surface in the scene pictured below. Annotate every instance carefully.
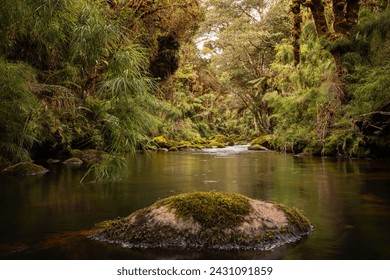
[1,146,389,259]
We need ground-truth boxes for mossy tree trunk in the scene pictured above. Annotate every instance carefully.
[291,0,303,66]
[333,0,348,34]
[306,0,328,37]
[305,0,360,36]
[292,0,361,103]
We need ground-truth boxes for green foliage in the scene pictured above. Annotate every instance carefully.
[198,0,291,135]
[347,6,390,116]
[0,0,171,181]
[348,67,390,115]
[251,135,276,150]
[80,153,127,183]
[0,59,40,162]
[259,3,390,157]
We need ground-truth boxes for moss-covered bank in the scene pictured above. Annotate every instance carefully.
[146,135,246,152]
[92,192,312,250]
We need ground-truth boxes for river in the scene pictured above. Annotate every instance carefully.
[1,145,389,259]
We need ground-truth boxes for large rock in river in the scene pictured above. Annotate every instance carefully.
[1,162,49,176]
[92,192,312,250]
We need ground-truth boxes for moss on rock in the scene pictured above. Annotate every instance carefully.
[176,140,195,150]
[63,157,83,165]
[251,135,276,150]
[207,141,226,148]
[151,136,176,150]
[212,134,234,146]
[155,192,250,229]
[193,137,209,145]
[322,134,341,156]
[248,144,268,151]
[92,192,312,250]
[1,162,49,176]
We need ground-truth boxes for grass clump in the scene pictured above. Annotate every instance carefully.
[156,192,251,229]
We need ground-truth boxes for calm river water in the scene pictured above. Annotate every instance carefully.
[1,146,389,259]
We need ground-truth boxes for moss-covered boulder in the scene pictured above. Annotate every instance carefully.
[211,134,234,146]
[207,140,226,148]
[1,162,49,176]
[168,147,179,152]
[251,135,276,150]
[151,136,176,150]
[92,192,312,250]
[231,134,248,145]
[193,137,209,145]
[176,140,195,150]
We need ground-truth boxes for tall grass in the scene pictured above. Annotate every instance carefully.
[0,59,40,163]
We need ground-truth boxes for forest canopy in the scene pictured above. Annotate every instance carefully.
[1,0,389,178]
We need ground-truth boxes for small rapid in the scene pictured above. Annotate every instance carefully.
[197,145,251,157]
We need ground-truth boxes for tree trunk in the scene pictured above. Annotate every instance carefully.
[333,0,347,34]
[291,0,302,66]
[306,0,329,37]
[292,0,360,103]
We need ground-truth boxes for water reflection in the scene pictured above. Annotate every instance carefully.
[0,146,389,259]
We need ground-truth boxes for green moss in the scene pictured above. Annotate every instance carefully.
[93,193,313,249]
[177,140,194,150]
[248,144,268,151]
[251,135,276,150]
[212,134,234,146]
[350,138,370,158]
[2,162,49,176]
[276,204,311,233]
[193,137,209,145]
[207,141,226,148]
[250,131,262,141]
[151,136,175,149]
[155,192,251,229]
[232,134,248,145]
[94,218,122,229]
[70,149,83,158]
[145,145,158,151]
[322,134,341,156]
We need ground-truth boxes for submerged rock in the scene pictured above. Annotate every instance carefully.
[46,158,61,164]
[63,157,83,165]
[71,149,108,165]
[92,192,312,250]
[1,162,49,176]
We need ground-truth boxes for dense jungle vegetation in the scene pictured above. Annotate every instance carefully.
[1,0,389,180]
